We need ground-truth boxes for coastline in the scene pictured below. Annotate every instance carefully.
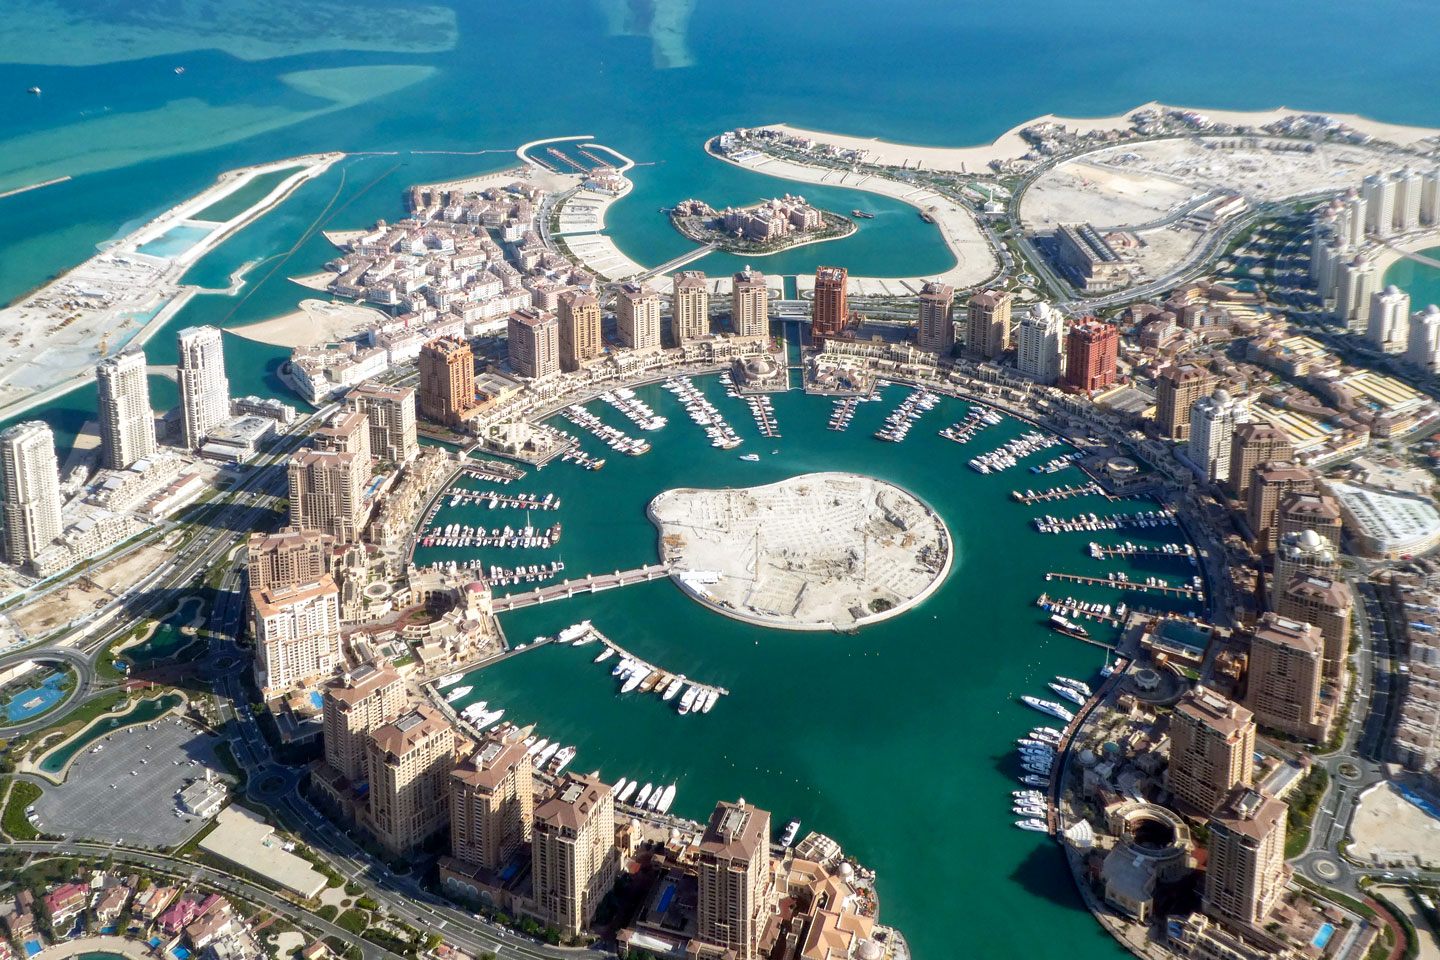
[761,101,1440,173]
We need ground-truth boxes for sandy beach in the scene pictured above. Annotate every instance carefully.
[35,935,152,960]
[229,298,387,348]
[764,102,1440,174]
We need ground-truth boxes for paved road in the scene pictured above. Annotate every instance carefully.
[0,646,99,737]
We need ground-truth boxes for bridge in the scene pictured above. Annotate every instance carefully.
[1386,241,1440,271]
[635,243,719,282]
[491,563,673,613]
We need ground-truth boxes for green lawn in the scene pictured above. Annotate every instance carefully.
[2,779,43,840]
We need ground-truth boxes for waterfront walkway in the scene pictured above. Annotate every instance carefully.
[491,563,673,612]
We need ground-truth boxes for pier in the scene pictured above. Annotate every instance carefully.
[547,147,587,172]
[578,622,730,706]
[491,563,674,612]
[1044,571,1199,598]
[1045,658,1130,835]
[1012,482,1106,504]
[460,461,526,483]
[1088,542,1194,561]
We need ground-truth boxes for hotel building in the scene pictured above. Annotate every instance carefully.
[177,325,231,450]
[507,308,560,379]
[1062,320,1118,393]
[557,291,603,371]
[250,575,343,694]
[1165,688,1255,816]
[812,267,849,341]
[366,706,456,854]
[616,283,662,350]
[1015,303,1065,384]
[695,799,774,960]
[532,773,616,937]
[1189,388,1251,484]
[1275,573,1352,684]
[1245,614,1327,741]
[0,421,62,567]
[671,271,710,343]
[1204,788,1288,929]
[246,527,335,593]
[313,409,373,465]
[450,737,534,870]
[965,289,1012,360]
[346,381,418,464]
[1154,363,1212,441]
[915,282,955,354]
[1369,285,1411,354]
[731,267,769,338]
[417,336,478,428]
[96,351,157,470]
[322,662,405,783]
[287,449,369,543]
[1276,493,1343,551]
[1245,462,1315,551]
[1227,423,1292,500]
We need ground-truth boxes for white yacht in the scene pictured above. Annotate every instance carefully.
[662,676,685,700]
[536,743,561,766]
[701,689,719,713]
[435,674,463,688]
[656,784,676,813]
[444,686,473,702]
[526,738,549,758]
[779,819,801,847]
[1021,696,1074,723]
[618,781,639,804]
[613,778,629,798]
[621,670,645,694]
[1048,682,1086,706]
[594,647,615,663]
[1015,819,1048,832]
[678,686,699,715]
[635,783,654,807]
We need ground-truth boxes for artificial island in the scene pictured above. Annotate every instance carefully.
[666,195,855,256]
[4,103,1440,960]
[650,472,951,629]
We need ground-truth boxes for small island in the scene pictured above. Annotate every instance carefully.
[667,194,855,255]
[649,472,951,630]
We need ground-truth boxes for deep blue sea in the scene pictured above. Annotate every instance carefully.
[1,1,1438,955]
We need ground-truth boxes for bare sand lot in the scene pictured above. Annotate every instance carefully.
[11,543,170,638]
[1349,781,1440,868]
[229,298,388,348]
[650,472,950,630]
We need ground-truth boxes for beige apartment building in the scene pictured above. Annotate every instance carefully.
[916,282,955,355]
[1276,492,1343,551]
[1227,423,1292,500]
[731,267,769,338]
[1275,574,1352,683]
[346,381,418,464]
[532,773,616,937]
[366,706,456,854]
[507,308,560,379]
[1246,613,1328,741]
[417,336,478,428]
[694,799,774,960]
[616,283,662,350]
[671,271,710,344]
[965,289,1013,360]
[557,291,603,371]
[1154,363,1212,441]
[450,736,534,870]
[246,527,335,594]
[1245,462,1315,551]
[1203,788,1288,929]
[250,575,343,695]
[1165,688,1255,816]
[287,449,370,543]
[322,662,405,783]
[312,409,373,464]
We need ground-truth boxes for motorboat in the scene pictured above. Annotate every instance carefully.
[618,781,639,803]
[436,674,463,688]
[656,783,676,813]
[1015,819,1048,832]
[444,686,473,702]
[635,783,654,808]
[594,647,615,663]
[537,742,561,766]
[678,686,699,715]
[526,738,549,757]
[1048,682,1086,706]
[779,818,801,847]
[1021,696,1074,723]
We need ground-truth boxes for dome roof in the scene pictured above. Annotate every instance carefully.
[1300,529,1321,549]
[855,940,884,960]
[838,861,855,879]
[1386,284,1402,295]
[1212,387,1230,402]
[1426,304,1440,318]
[467,581,487,593]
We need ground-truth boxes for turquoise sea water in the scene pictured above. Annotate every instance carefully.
[1384,247,1440,309]
[1,1,1438,954]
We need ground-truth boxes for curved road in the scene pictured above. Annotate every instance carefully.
[0,646,100,737]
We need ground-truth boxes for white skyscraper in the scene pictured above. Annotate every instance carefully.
[1,421,63,567]
[1422,169,1440,226]
[1015,302,1065,384]
[96,351,157,469]
[177,325,230,450]
[1335,256,1378,331]
[1189,388,1252,484]
[1368,285,1411,354]
[1362,174,1395,238]
[1394,170,1423,233]
[1408,305,1440,372]
[1342,190,1366,247]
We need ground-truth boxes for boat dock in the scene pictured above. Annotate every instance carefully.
[744,395,781,438]
[440,487,561,510]
[561,404,650,455]
[547,147,587,172]
[1087,541,1195,561]
[1044,571,1200,599]
[1033,509,1177,534]
[1012,482,1106,504]
[491,563,673,612]
[1044,658,1130,835]
[460,462,526,483]
[577,623,730,710]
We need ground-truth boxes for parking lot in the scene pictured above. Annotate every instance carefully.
[34,715,228,848]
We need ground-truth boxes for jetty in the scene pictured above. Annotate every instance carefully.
[491,563,673,613]
[1044,571,1200,599]
[1087,541,1195,561]
[575,622,730,709]
[1011,482,1106,504]
[1044,658,1130,835]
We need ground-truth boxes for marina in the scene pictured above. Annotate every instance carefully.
[873,387,938,442]
[1087,541,1197,562]
[433,487,561,511]
[459,462,527,484]
[561,404,651,455]
[744,394,782,439]
[600,387,668,431]
[1032,508,1177,534]
[418,520,561,549]
[827,397,860,431]
[967,430,1065,472]
[938,404,1005,444]
[663,376,743,449]
[1011,481,1106,504]
[1044,570,1203,600]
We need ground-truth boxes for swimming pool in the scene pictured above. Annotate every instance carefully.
[1313,922,1335,948]
[656,882,676,913]
[137,224,212,259]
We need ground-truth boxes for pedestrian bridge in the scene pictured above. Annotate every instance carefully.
[491,563,673,612]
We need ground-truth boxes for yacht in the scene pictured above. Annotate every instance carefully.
[536,743,561,766]
[1020,774,1050,788]
[550,746,576,774]
[701,689,719,713]
[1056,677,1093,697]
[779,818,801,847]
[645,787,664,811]
[1048,682,1086,706]
[678,686,699,715]
[1015,819,1048,832]
[739,453,760,462]
[435,674,463,688]
[525,738,549,758]
[1013,790,1044,800]
[1013,804,1046,817]
[618,781,639,804]
[444,685,473,703]
[656,784,677,813]
[612,658,634,677]
[621,670,645,694]
[555,621,592,644]
[1021,696,1075,723]
[613,778,629,798]
[635,783,654,808]
[662,676,685,700]
[594,647,615,663]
